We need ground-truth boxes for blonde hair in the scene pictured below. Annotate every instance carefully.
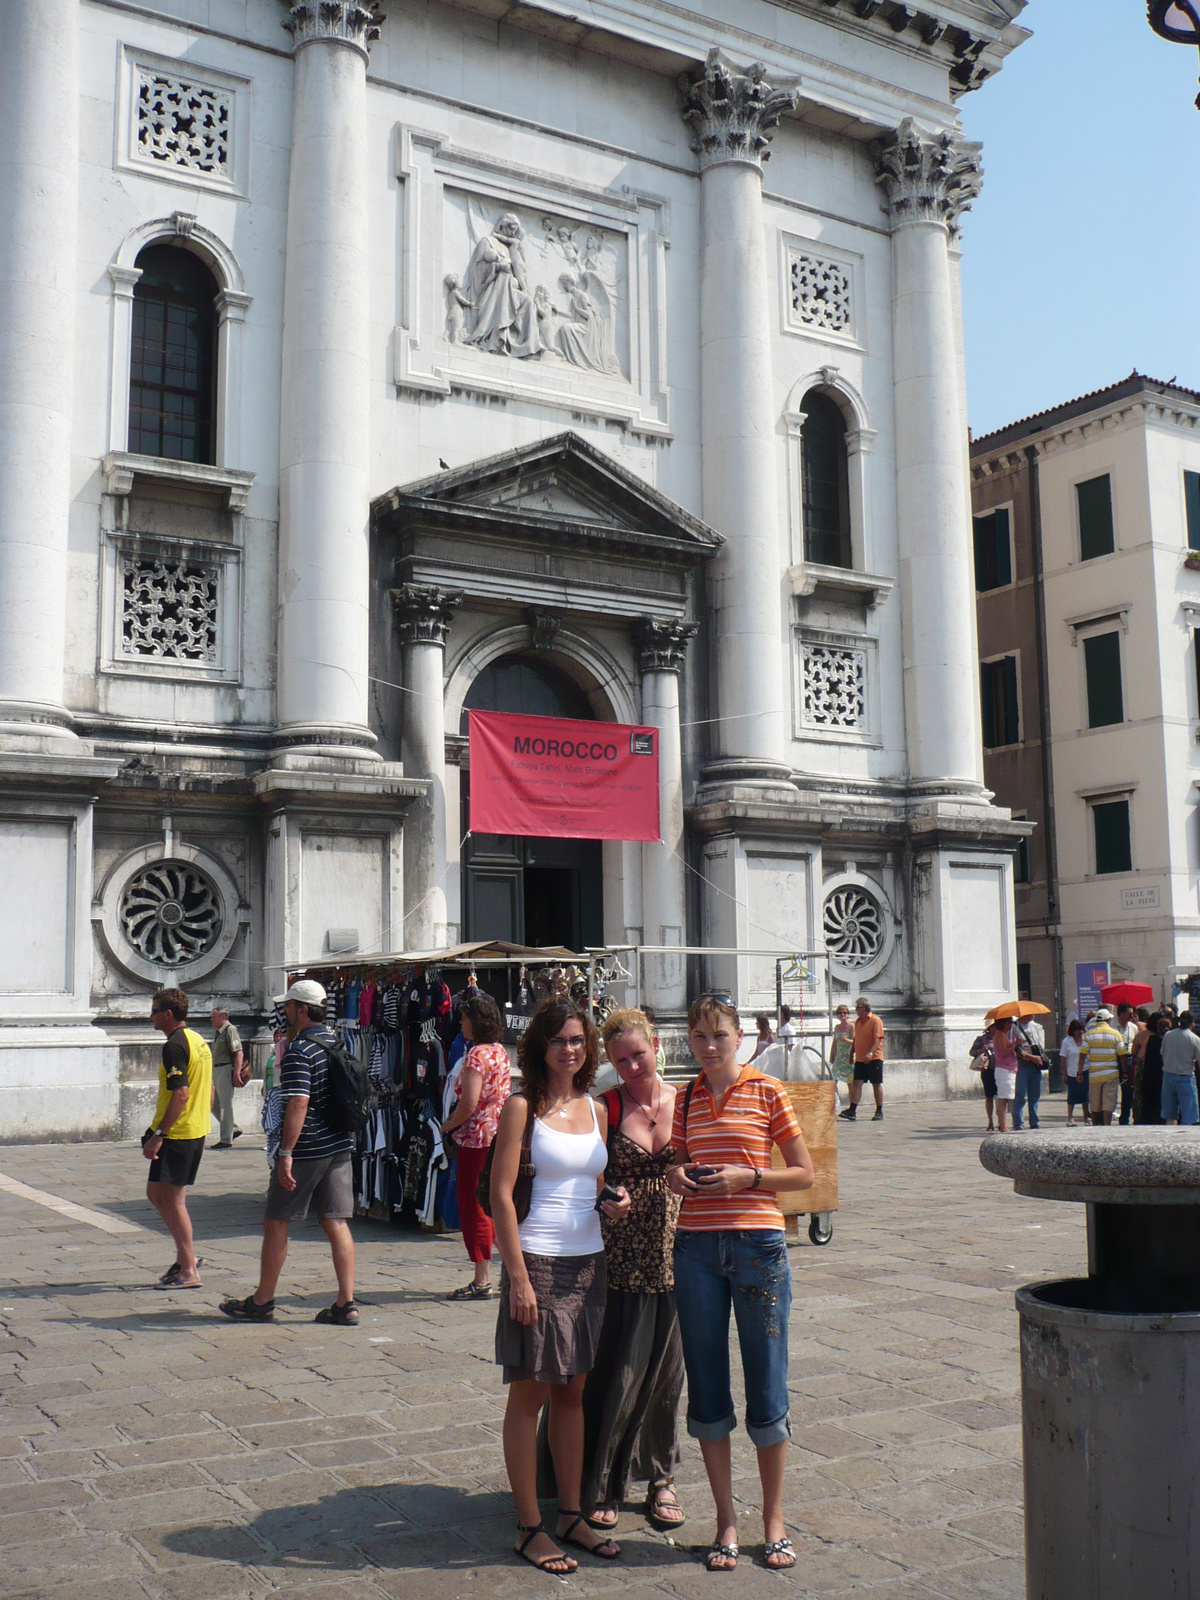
[601,1007,655,1053]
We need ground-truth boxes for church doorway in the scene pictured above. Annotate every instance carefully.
[461,655,604,951]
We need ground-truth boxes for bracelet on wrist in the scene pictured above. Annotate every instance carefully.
[750,1167,762,1190]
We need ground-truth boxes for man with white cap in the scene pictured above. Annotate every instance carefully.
[220,979,358,1324]
[1084,1008,1127,1127]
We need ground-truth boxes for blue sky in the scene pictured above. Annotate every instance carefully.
[958,0,1200,437]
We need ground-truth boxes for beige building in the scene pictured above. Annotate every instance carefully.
[972,373,1200,1030]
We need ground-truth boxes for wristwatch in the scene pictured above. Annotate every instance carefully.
[279,1148,294,1157]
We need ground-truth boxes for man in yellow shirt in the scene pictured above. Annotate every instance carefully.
[143,987,212,1290]
[1084,1007,1127,1127]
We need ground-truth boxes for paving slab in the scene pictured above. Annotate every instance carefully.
[0,1100,1085,1595]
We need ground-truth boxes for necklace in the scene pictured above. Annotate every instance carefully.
[623,1080,660,1130]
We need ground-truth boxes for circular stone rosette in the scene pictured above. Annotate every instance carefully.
[98,843,245,985]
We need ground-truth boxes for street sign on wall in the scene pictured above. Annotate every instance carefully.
[1075,960,1110,1020]
[468,709,661,842]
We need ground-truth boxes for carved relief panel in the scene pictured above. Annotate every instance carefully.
[394,129,670,436]
[115,45,251,198]
[779,231,863,352]
[792,625,880,746]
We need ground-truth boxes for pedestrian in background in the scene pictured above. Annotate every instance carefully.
[261,1024,288,1167]
[1011,1016,1046,1131]
[830,1004,855,1085]
[1136,1016,1168,1124]
[220,979,358,1325]
[1085,1008,1126,1126]
[750,1014,775,1061]
[209,1003,245,1149]
[667,993,814,1572]
[1060,1020,1088,1127]
[144,988,211,1290]
[442,992,510,1301]
[990,1020,1018,1130]
[839,996,885,1122]
[1115,1003,1139,1126]
[1160,1012,1200,1126]
[969,1022,998,1132]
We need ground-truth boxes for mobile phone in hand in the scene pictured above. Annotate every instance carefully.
[594,1182,622,1211]
[688,1165,718,1180]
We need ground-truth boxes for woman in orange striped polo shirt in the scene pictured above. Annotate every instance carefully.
[667,993,814,1573]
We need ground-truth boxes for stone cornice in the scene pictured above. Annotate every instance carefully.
[282,2,384,60]
[391,583,463,648]
[680,49,800,171]
[635,618,698,674]
[971,396,1200,477]
[872,116,982,231]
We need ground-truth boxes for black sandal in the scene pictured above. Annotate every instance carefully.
[314,1300,359,1325]
[763,1537,796,1569]
[516,1522,576,1574]
[219,1294,274,1322]
[558,1511,620,1559]
[447,1281,493,1300]
[705,1540,739,1571]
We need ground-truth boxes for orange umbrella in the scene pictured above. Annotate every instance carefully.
[984,1000,1051,1022]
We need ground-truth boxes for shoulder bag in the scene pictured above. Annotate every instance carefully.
[477,1097,536,1222]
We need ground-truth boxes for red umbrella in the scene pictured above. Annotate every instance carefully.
[1100,981,1155,1007]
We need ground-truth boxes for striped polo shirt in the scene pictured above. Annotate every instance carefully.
[1083,1022,1125,1084]
[671,1065,802,1232]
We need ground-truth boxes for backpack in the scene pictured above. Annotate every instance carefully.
[307,1034,371,1136]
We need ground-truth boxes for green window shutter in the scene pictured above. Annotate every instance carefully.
[1093,799,1132,875]
[1083,632,1124,727]
[1186,470,1200,552]
[994,507,1012,586]
[1001,654,1019,744]
[979,661,996,748]
[972,508,1012,591]
[980,656,1019,748]
[1077,475,1114,561]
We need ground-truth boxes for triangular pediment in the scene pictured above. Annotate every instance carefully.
[377,431,722,552]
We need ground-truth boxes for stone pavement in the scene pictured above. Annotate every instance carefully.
[0,1098,1085,1600]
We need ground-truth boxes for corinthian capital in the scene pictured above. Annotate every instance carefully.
[681,49,799,171]
[283,2,384,60]
[391,584,462,648]
[873,118,983,233]
[635,619,697,676]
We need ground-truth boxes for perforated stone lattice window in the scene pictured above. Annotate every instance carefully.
[800,644,866,732]
[135,68,232,177]
[119,860,223,967]
[121,555,219,663]
[823,885,885,971]
[789,251,852,334]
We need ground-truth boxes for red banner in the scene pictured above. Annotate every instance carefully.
[468,710,660,842]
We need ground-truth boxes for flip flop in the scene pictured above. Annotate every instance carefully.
[158,1257,206,1285]
[155,1274,202,1291]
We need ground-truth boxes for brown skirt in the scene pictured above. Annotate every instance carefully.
[495,1250,607,1385]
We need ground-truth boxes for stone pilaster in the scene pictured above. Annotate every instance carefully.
[874,119,985,789]
[682,51,798,790]
[635,619,695,1011]
[275,0,381,752]
[392,585,462,949]
[0,0,80,740]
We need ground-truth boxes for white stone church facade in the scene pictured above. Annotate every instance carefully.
[0,0,1029,1138]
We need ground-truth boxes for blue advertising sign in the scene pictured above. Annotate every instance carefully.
[1075,960,1110,1021]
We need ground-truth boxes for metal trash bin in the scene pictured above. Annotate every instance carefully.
[981,1128,1200,1599]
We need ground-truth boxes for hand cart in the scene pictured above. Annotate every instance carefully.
[773,1078,838,1246]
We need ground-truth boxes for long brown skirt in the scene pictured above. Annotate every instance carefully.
[537,1288,684,1506]
[495,1250,606,1384]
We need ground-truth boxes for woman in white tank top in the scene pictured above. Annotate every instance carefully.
[490,1000,630,1575]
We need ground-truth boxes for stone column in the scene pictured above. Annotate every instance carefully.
[393,584,462,950]
[276,2,381,753]
[0,0,79,740]
[636,620,695,1013]
[874,119,984,788]
[682,50,797,790]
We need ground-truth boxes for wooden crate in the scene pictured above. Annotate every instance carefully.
[772,1079,838,1216]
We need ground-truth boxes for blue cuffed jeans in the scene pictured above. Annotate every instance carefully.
[672,1229,792,1448]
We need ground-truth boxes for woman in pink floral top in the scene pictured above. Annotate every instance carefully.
[442,993,511,1299]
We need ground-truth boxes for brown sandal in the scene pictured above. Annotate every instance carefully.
[516,1522,576,1574]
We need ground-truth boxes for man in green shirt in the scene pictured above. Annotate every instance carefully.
[209,1004,245,1149]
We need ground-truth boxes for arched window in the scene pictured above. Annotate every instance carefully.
[129,244,217,463]
[801,389,851,569]
[460,655,593,732]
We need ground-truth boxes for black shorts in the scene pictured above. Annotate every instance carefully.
[148,1136,205,1187]
[853,1061,883,1086]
